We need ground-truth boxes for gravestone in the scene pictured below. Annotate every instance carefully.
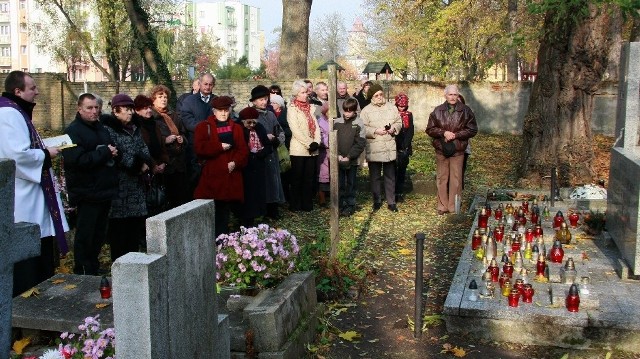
[0,159,41,359]
[112,199,228,358]
[607,41,640,275]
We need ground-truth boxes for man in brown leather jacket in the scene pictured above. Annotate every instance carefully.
[426,84,478,215]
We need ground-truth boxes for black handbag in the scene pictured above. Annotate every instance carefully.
[146,175,168,212]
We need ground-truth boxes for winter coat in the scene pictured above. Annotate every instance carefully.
[274,106,291,149]
[425,101,478,157]
[360,102,402,163]
[152,107,188,174]
[396,111,415,155]
[354,90,370,110]
[317,115,330,183]
[193,116,248,201]
[137,113,169,167]
[288,103,321,157]
[63,112,119,204]
[239,123,272,219]
[334,120,366,168]
[257,108,285,203]
[103,115,153,218]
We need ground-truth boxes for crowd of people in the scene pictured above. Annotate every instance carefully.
[2,70,476,295]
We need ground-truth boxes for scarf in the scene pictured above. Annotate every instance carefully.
[399,110,411,129]
[292,99,316,138]
[249,130,263,153]
[0,94,68,254]
[154,106,179,136]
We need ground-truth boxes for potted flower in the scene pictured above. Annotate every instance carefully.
[216,224,300,291]
[30,315,115,359]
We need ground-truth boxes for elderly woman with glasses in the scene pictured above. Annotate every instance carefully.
[103,94,154,262]
[193,96,248,237]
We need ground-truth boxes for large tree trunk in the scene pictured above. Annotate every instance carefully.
[278,0,312,79]
[518,3,619,187]
[506,0,519,81]
[96,0,121,81]
[122,0,176,103]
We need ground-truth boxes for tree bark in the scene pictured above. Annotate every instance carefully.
[122,0,176,104]
[518,3,619,187]
[506,0,519,81]
[96,0,121,81]
[631,10,640,41]
[278,0,312,79]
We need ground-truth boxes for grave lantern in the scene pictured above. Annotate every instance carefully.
[566,283,580,312]
[468,279,479,302]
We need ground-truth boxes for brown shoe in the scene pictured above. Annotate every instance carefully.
[437,210,449,215]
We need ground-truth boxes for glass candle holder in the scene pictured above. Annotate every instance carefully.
[566,283,580,312]
[508,288,520,307]
[522,284,534,303]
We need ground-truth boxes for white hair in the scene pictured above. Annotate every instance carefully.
[291,80,307,98]
[270,94,285,107]
[444,84,459,95]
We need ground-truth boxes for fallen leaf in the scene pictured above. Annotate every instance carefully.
[451,346,467,357]
[367,339,379,343]
[95,303,110,309]
[20,288,39,298]
[374,289,385,295]
[605,352,612,359]
[338,330,361,342]
[398,248,413,255]
[51,279,65,284]
[12,337,30,354]
[559,354,569,359]
[581,251,590,261]
[63,284,77,290]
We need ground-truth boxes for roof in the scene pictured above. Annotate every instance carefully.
[316,60,345,71]
[362,62,393,74]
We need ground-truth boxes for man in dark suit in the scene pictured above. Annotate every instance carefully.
[180,73,217,198]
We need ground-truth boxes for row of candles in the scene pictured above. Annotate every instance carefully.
[467,200,584,312]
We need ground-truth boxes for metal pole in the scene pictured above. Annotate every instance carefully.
[414,232,425,338]
[550,167,556,207]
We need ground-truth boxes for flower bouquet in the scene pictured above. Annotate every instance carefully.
[34,315,115,359]
[216,224,300,289]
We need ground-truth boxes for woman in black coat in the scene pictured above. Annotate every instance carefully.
[237,107,272,227]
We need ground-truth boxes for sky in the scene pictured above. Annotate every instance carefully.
[237,0,367,45]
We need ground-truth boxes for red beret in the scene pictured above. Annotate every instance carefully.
[211,96,234,110]
[238,107,260,121]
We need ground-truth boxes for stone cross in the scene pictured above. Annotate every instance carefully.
[112,199,227,358]
[0,159,41,359]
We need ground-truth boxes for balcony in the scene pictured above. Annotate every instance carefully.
[0,56,11,66]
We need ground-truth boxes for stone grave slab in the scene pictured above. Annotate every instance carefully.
[608,41,640,274]
[11,274,113,334]
[444,196,640,352]
[0,159,42,359]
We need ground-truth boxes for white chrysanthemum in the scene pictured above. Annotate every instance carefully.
[40,349,65,359]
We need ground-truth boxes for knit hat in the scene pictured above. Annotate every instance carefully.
[250,85,271,102]
[394,93,409,108]
[211,96,234,110]
[367,83,383,99]
[238,107,260,121]
[110,93,134,107]
[270,94,285,108]
[133,95,154,110]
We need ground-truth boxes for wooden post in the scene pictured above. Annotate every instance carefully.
[327,64,339,259]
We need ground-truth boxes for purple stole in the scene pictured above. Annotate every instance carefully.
[0,97,68,254]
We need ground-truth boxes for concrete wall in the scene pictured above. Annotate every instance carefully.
[28,74,618,136]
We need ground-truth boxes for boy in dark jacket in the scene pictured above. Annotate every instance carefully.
[334,98,367,216]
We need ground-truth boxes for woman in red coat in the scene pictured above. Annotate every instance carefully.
[194,96,248,238]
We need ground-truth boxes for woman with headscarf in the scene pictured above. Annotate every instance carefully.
[150,85,189,208]
[103,94,154,262]
[394,93,414,203]
[193,96,248,238]
[287,80,321,212]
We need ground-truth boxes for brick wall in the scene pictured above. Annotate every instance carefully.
[28,73,617,136]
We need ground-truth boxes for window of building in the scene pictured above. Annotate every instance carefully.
[20,45,26,54]
[0,25,9,35]
[19,0,25,9]
[21,68,27,72]
[1,68,10,73]
[1,47,10,56]
[20,22,27,32]
[0,3,8,12]
[199,11,204,18]
[35,67,41,73]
